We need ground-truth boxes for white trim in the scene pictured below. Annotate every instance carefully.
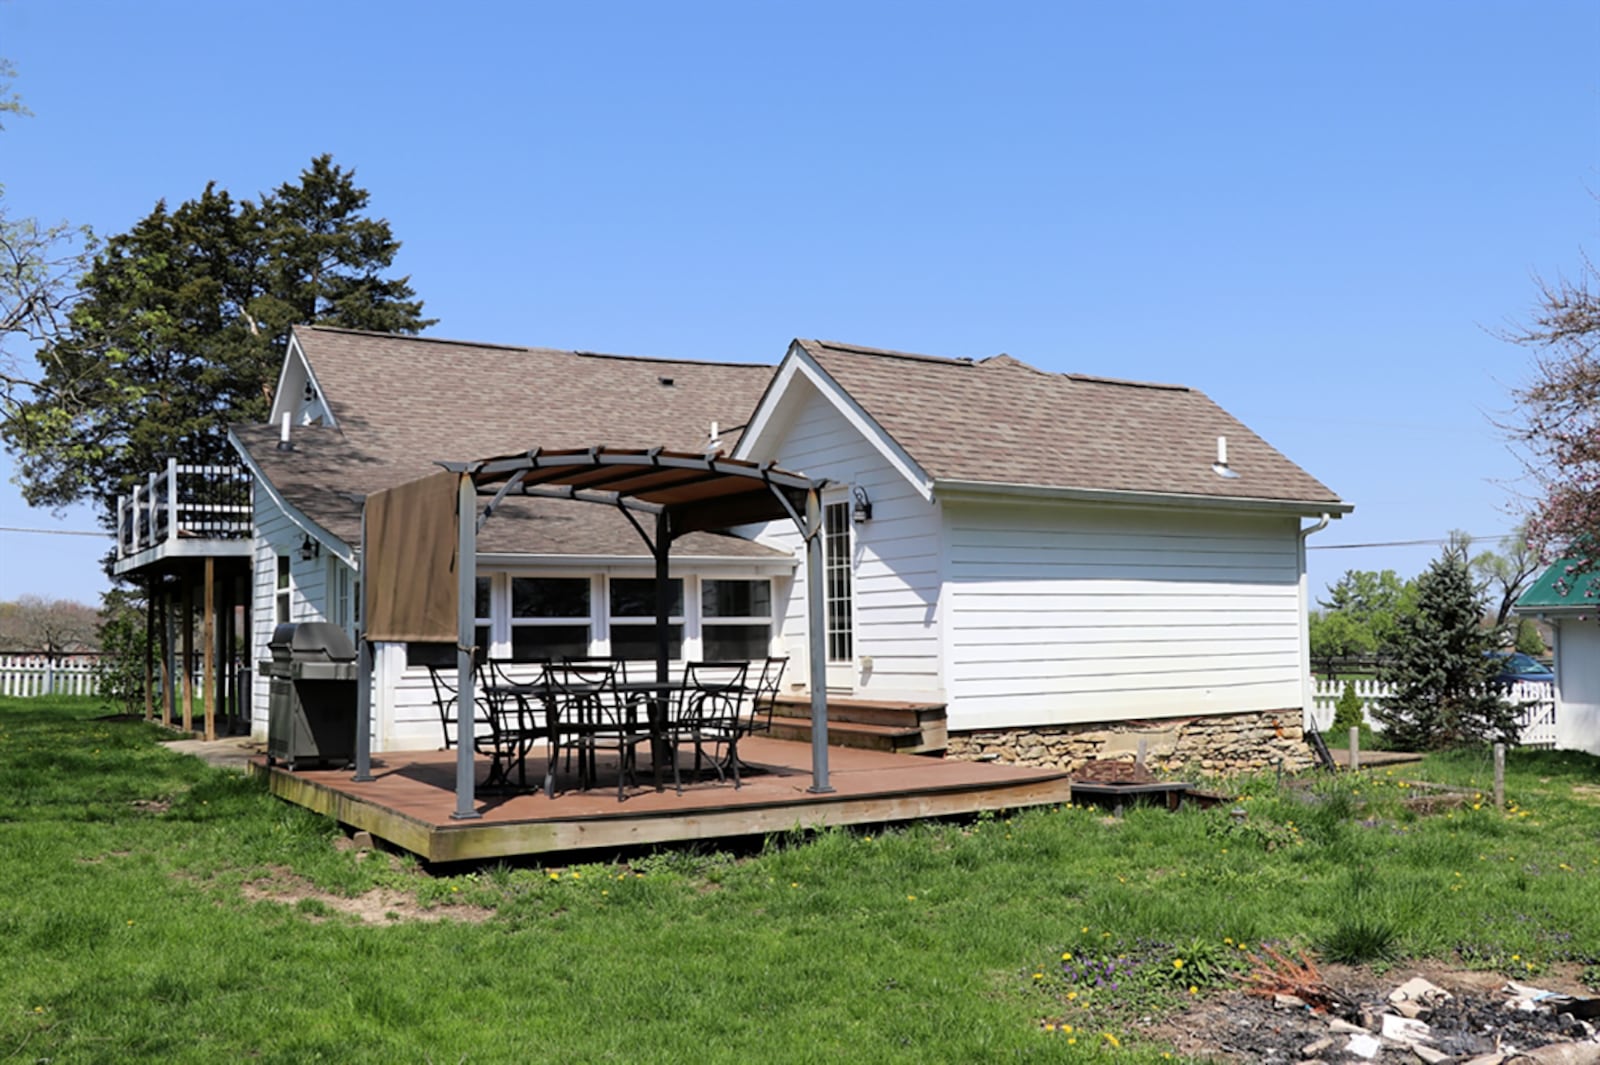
[934,478,1353,518]
[227,428,356,566]
[268,331,339,430]
[733,342,935,502]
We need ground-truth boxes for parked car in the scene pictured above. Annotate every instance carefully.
[1488,652,1555,686]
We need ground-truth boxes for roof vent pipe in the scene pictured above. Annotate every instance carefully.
[277,411,293,451]
[1212,434,1239,479]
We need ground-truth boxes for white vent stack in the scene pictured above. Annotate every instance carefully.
[707,420,723,453]
[1212,434,1240,479]
[277,411,293,451]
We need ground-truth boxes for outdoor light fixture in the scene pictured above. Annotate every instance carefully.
[852,486,873,523]
[298,533,321,562]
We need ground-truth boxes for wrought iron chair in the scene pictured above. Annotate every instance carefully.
[667,661,751,794]
[484,659,557,793]
[425,660,512,783]
[545,661,653,800]
[744,656,789,738]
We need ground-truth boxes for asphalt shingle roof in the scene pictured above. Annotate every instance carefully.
[233,327,784,560]
[797,339,1346,507]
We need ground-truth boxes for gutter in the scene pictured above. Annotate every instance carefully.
[935,477,1354,518]
[226,428,356,567]
[1298,513,1333,732]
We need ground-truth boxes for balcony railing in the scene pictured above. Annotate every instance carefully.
[116,459,253,559]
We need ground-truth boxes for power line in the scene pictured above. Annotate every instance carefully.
[1310,533,1518,551]
[0,526,108,538]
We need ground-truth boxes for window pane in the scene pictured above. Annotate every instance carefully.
[704,624,772,661]
[512,577,589,618]
[406,631,490,667]
[610,625,684,662]
[702,579,771,619]
[610,578,683,618]
[475,577,492,620]
[511,624,590,662]
[276,555,290,590]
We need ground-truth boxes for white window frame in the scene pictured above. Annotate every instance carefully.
[822,495,855,670]
[701,577,775,662]
[274,554,291,625]
[506,573,595,662]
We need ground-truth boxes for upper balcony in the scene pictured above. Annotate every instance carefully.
[113,459,255,575]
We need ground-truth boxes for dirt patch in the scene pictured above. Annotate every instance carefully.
[129,798,170,814]
[240,867,492,925]
[1570,785,1600,804]
[1136,964,1597,1063]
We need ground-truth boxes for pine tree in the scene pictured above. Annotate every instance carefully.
[3,155,434,517]
[1372,546,1519,749]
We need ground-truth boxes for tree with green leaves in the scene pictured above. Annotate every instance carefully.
[1308,568,1416,664]
[2,154,433,519]
[1372,545,1518,750]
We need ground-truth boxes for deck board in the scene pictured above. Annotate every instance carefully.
[254,737,1073,862]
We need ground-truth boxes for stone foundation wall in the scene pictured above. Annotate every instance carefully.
[945,708,1312,775]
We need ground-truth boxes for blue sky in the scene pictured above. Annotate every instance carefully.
[1,0,1595,605]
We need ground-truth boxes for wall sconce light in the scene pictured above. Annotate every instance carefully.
[298,533,321,562]
[852,486,873,524]
[303,381,318,403]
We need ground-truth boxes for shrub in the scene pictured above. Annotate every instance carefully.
[1331,682,1365,733]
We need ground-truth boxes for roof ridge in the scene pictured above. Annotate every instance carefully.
[573,350,772,369]
[300,324,536,353]
[808,338,976,366]
[1064,372,1190,392]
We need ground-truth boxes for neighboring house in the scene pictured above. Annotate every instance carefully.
[1514,559,1599,755]
[118,326,1352,771]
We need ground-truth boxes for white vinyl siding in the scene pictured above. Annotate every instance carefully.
[747,379,943,698]
[1552,621,1600,755]
[943,501,1304,731]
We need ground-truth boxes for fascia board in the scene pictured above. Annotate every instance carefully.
[475,552,796,573]
[226,427,356,566]
[934,477,1354,518]
[733,342,934,502]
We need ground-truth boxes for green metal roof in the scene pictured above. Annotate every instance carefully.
[1515,558,1599,615]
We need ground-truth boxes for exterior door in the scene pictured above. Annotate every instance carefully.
[822,495,855,691]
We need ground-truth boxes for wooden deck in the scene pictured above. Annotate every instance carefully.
[252,737,1074,863]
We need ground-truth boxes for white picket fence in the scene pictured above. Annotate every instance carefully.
[1310,677,1557,748]
[0,654,102,697]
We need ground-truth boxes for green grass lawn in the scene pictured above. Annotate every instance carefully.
[4,697,1598,1064]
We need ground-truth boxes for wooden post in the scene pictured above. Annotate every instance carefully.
[181,574,194,734]
[203,556,216,741]
[160,584,175,727]
[1348,726,1360,772]
[143,586,155,721]
[1493,743,1505,809]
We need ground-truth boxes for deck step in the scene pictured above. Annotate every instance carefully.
[769,694,946,729]
[764,714,948,755]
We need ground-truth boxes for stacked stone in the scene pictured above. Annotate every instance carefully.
[946,709,1312,774]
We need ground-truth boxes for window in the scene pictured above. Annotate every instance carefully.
[609,578,683,661]
[702,579,772,661]
[331,561,352,634]
[823,501,853,662]
[404,576,491,667]
[510,577,590,662]
[274,555,291,625]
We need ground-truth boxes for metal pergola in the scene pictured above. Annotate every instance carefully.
[353,446,835,819]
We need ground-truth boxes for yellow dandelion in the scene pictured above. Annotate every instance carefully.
[1173,959,1185,970]
[1081,926,1090,933]
[1526,962,1535,971]
[1512,954,1521,961]
[1067,991,1078,1001]
[1062,1024,1073,1034]
[1103,1032,1122,1048]
[549,872,560,880]
[1062,952,1073,961]
[1068,1037,1077,1045]
[1189,985,1198,995]
[790,882,799,888]
[1033,972,1044,980]
[1044,1023,1056,1032]
[908,895,917,901]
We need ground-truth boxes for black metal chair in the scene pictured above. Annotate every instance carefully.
[425,661,512,783]
[545,661,653,801]
[484,659,557,793]
[667,661,751,793]
[744,656,789,738]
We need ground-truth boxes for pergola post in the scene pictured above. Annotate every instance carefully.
[652,509,673,785]
[353,508,374,782]
[451,473,482,820]
[804,488,833,793]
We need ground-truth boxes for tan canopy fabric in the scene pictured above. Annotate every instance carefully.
[363,470,462,643]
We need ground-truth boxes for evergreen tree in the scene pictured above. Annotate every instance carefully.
[1372,545,1519,750]
[2,155,433,518]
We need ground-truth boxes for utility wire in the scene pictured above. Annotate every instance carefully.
[0,526,108,537]
[1310,533,1518,551]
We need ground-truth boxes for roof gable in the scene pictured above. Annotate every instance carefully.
[781,338,1347,510]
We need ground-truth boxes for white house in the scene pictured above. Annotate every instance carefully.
[122,325,1351,771]
[1514,559,1599,755]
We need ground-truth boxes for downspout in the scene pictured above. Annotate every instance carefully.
[1297,514,1332,733]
